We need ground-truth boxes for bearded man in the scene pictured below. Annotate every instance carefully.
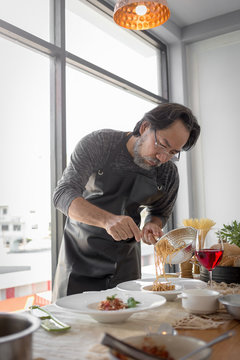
[52,103,200,300]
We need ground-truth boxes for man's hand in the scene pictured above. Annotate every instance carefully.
[105,215,141,242]
[69,197,141,242]
[141,222,164,245]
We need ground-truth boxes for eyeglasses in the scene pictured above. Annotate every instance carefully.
[154,129,181,162]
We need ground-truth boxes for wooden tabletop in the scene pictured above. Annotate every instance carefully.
[178,319,240,359]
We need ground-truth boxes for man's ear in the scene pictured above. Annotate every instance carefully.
[139,121,150,135]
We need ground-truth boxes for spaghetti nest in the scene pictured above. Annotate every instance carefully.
[152,282,175,291]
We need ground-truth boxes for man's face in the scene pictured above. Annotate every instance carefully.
[133,119,190,170]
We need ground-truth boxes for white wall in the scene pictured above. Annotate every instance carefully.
[185,30,240,228]
[151,7,240,229]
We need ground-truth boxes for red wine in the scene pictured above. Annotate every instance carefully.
[195,249,223,270]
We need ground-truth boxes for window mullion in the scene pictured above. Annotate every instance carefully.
[50,0,67,284]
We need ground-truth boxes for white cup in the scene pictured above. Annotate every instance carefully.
[179,288,220,314]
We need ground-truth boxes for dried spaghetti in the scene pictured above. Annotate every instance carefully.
[183,218,216,247]
[183,218,215,230]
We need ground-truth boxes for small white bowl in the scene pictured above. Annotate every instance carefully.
[179,288,220,314]
[109,334,211,360]
[142,284,182,301]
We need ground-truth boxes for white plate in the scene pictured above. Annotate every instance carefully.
[117,277,207,292]
[141,284,183,301]
[55,289,166,323]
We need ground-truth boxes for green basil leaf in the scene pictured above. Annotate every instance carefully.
[127,297,140,308]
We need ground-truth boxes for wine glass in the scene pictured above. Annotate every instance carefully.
[195,228,224,288]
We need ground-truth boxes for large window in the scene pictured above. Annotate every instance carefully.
[0,37,51,311]
[0,0,50,41]
[66,0,161,94]
[0,0,169,310]
[66,66,155,158]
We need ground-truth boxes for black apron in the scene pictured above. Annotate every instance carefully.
[53,133,164,300]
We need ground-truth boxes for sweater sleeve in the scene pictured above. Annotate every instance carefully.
[144,162,179,228]
[53,130,110,216]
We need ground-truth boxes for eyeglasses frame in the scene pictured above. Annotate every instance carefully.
[153,129,181,162]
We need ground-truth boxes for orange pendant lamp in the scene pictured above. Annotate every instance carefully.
[113,0,170,30]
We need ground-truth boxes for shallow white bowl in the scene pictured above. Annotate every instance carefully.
[179,288,220,314]
[109,334,211,360]
[56,289,166,323]
[141,284,182,301]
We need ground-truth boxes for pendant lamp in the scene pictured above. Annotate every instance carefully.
[113,0,170,30]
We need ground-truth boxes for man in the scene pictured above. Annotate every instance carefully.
[52,103,200,299]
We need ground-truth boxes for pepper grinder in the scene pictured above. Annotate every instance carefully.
[179,260,193,278]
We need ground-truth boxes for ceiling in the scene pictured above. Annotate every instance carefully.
[108,0,240,43]
[167,0,240,28]
[110,0,240,28]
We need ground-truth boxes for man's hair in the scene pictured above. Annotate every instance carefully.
[132,103,200,151]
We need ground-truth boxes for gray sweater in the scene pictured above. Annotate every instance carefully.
[53,129,179,227]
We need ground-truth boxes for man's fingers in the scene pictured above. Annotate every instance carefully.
[109,229,121,241]
[106,215,141,241]
[117,216,141,241]
[127,221,141,242]
[153,228,164,239]
[142,229,157,245]
[147,232,157,244]
[123,223,136,239]
[116,227,130,240]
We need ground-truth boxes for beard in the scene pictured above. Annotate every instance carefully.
[133,136,161,170]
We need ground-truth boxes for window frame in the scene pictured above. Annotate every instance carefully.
[0,0,169,284]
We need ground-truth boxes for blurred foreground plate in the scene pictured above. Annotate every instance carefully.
[117,278,207,292]
[55,289,166,323]
[109,334,211,360]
